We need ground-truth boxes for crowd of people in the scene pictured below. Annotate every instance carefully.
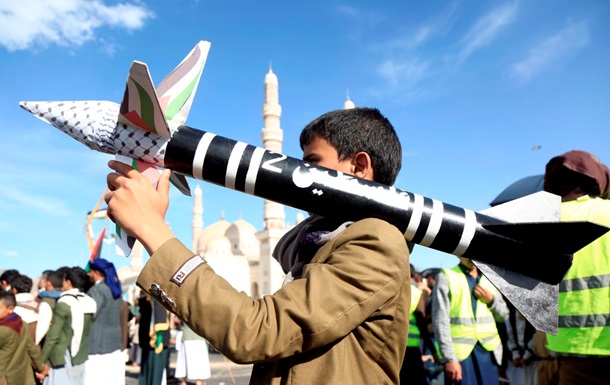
[1,107,608,385]
[0,260,213,385]
[402,149,610,385]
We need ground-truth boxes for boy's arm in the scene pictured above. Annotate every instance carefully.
[41,303,68,363]
[137,218,409,364]
[431,272,459,363]
[504,313,521,360]
[35,301,53,345]
[25,323,45,372]
[87,286,105,321]
[414,291,436,356]
[488,291,509,322]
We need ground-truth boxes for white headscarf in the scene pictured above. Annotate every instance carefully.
[58,289,97,357]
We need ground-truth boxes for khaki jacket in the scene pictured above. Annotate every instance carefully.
[0,319,44,385]
[41,293,96,367]
[137,218,411,385]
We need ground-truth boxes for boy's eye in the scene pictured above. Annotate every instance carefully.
[304,156,319,164]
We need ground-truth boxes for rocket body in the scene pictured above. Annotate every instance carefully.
[21,97,599,285]
[164,126,579,285]
[20,99,610,333]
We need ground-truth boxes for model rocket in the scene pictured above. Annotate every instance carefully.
[20,41,609,334]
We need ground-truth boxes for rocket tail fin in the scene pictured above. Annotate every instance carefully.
[119,61,171,137]
[481,191,610,256]
[475,260,559,334]
[169,172,191,196]
[156,41,211,131]
[483,220,609,255]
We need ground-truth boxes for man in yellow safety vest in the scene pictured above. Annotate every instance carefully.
[543,150,610,385]
[432,257,509,385]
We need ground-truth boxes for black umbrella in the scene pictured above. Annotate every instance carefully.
[490,174,544,206]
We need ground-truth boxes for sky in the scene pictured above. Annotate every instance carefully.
[1,0,609,280]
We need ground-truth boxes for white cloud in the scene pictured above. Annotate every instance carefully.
[457,2,519,64]
[336,5,362,20]
[377,57,432,89]
[0,184,72,217]
[510,21,590,84]
[369,2,460,99]
[0,0,154,52]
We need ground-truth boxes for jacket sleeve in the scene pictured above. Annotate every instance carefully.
[25,323,45,372]
[489,291,509,322]
[431,271,458,363]
[137,218,409,364]
[504,313,520,360]
[36,301,53,345]
[41,302,68,363]
[87,285,106,321]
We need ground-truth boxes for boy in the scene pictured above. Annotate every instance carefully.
[105,107,411,384]
[41,267,97,385]
[13,273,54,346]
[0,291,49,385]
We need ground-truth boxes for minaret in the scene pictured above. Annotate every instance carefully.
[192,185,203,252]
[261,65,286,230]
[257,65,287,295]
[344,90,355,109]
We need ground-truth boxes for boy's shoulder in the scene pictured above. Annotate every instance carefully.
[343,217,404,239]
[332,217,409,254]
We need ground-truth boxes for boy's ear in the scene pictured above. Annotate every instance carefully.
[352,152,374,181]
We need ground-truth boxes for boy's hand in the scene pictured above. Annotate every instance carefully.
[105,160,175,254]
[35,364,50,380]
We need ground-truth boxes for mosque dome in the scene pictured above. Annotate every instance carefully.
[206,234,232,256]
[197,218,231,253]
[226,218,260,258]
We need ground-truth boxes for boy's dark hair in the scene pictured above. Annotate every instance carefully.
[299,107,402,186]
[0,269,20,285]
[46,271,64,290]
[422,268,441,280]
[41,269,53,279]
[0,291,16,308]
[56,266,71,280]
[11,274,33,294]
[65,267,88,292]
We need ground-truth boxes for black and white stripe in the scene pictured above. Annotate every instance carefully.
[405,193,478,256]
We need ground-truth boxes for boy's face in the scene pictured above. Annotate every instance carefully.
[0,301,14,320]
[302,137,354,175]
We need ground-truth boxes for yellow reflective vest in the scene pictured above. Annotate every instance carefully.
[407,283,423,347]
[546,196,610,356]
[443,265,502,361]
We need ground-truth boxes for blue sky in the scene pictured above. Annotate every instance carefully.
[1,0,609,280]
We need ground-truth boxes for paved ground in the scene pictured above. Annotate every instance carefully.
[125,350,252,385]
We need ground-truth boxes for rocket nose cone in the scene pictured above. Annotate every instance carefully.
[19,101,38,115]
[19,101,64,126]
[19,100,120,155]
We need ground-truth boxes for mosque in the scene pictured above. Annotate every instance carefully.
[119,68,355,298]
